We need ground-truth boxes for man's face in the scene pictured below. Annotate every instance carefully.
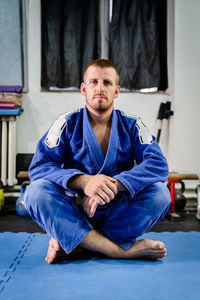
[81,65,120,113]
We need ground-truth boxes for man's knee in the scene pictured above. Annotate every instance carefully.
[24,179,53,213]
[154,182,171,205]
[148,182,171,215]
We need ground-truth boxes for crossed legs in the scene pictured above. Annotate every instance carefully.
[24,180,171,264]
[46,231,167,264]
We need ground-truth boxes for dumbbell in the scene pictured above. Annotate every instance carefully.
[16,181,29,217]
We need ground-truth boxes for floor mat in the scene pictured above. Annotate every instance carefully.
[0,233,33,281]
[0,232,200,300]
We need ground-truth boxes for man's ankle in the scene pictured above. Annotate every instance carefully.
[108,245,127,259]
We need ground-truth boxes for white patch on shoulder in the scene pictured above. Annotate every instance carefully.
[121,111,153,145]
[45,109,80,148]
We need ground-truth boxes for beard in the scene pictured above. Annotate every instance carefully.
[89,98,113,112]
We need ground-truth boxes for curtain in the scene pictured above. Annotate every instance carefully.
[109,0,168,91]
[41,0,100,89]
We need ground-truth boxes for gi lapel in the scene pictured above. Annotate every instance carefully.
[83,106,104,170]
[99,109,118,175]
[83,106,118,175]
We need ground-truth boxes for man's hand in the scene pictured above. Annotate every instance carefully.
[82,195,98,218]
[77,174,118,218]
[83,174,118,205]
[69,174,127,218]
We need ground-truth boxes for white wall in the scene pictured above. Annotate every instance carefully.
[16,0,200,174]
[171,0,200,173]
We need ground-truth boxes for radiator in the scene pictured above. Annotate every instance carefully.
[0,116,17,186]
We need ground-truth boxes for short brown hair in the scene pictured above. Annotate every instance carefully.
[83,58,119,84]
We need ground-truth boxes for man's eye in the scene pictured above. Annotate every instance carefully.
[92,80,98,84]
[104,80,111,86]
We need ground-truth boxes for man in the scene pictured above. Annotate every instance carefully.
[24,59,171,264]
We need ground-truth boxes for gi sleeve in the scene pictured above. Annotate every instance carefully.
[29,113,84,195]
[113,116,169,198]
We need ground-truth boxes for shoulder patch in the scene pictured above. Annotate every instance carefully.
[45,109,80,148]
[121,111,153,145]
[121,111,138,121]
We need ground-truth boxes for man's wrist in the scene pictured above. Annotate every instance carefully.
[115,180,127,192]
[68,174,92,191]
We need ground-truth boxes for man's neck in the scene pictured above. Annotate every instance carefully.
[86,106,113,127]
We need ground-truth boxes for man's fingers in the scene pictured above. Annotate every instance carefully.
[106,176,117,182]
[82,196,89,214]
[88,201,98,218]
[84,174,119,204]
[82,196,98,218]
[102,176,118,196]
[82,196,94,212]
[105,179,118,197]
[46,241,51,261]
[91,184,118,204]
[96,188,111,204]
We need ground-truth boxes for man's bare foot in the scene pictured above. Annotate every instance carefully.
[46,235,166,264]
[125,239,167,260]
[45,238,66,264]
[45,238,85,264]
[79,229,167,261]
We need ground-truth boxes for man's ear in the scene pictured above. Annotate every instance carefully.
[80,82,86,96]
[114,85,120,98]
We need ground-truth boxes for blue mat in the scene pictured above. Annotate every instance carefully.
[0,232,200,300]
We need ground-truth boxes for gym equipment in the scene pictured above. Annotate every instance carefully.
[167,180,186,212]
[154,102,166,142]
[154,101,173,156]
[168,172,199,214]
[16,181,30,217]
[0,180,5,211]
[174,181,187,212]
[16,186,29,217]
[15,172,30,217]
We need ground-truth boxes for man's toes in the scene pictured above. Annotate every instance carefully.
[46,252,55,264]
[156,248,167,259]
[153,241,165,250]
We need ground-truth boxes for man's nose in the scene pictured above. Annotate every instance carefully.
[96,81,104,93]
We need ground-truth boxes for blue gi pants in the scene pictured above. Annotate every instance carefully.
[24,180,171,254]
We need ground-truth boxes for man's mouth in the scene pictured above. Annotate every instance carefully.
[93,94,107,100]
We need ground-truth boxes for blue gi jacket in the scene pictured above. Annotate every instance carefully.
[29,106,169,198]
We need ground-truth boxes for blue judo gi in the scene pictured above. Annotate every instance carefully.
[24,106,171,253]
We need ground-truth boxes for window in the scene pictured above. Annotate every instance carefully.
[41,0,167,92]
[0,0,28,90]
